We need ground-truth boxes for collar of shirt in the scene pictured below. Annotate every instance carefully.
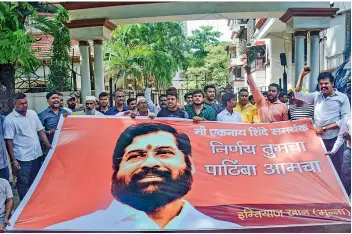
[13,109,27,117]
[46,107,67,114]
[97,106,109,113]
[240,103,254,110]
[223,109,235,116]
[136,110,150,116]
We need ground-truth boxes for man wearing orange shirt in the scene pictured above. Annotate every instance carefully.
[245,65,288,123]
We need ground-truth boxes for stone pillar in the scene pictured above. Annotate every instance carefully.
[309,31,320,92]
[93,40,105,96]
[79,41,91,102]
[294,31,306,84]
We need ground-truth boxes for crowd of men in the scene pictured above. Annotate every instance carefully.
[0,65,350,231]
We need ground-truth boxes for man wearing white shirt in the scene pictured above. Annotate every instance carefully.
[48,123,240,230]
[295,67,350,178]
[3,93,51,200]
[84,96,104,116]
[326,117,351,195]
[217,92,243,123]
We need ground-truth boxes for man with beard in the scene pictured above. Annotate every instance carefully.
[96,92,109,115]
[58,93,72,114]
[106,89,130,115]
[157,92,189,119]
[39,92,69,144]
[127,98,137,112]
[84,96,104,116]
[47,123,239,230]
[234,88,258,123]
[245,65,288,123]
[184,90,217,122]
[203,85,224,114]
[67,94,84,115]
[295,66,350,180]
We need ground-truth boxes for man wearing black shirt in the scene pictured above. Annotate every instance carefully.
[157,91,189,119]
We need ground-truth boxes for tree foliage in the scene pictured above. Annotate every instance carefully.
[105,22,188,89]
[185,44,230,89]
[32,6,71,91]
[187,25,222,59]
[0,2,40,115]
[0,2,40,73]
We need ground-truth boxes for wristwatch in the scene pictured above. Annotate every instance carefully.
[323,127,327,132]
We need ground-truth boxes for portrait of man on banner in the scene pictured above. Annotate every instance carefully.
[48,123,240,230]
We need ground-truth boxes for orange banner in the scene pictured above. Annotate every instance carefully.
[8,117,351,231]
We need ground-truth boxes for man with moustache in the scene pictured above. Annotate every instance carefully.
[203,85,224,114]
[47,123,239,230]
[234,88,258,123]
[157,91,189,119]
[106,89,130,115]
[39,92,69,144]
[4,93,51,201]
[184,90,217,122]
[127,98,137,112]
[66,94,84,115]
[96,92,110,115]
[295,66,350,179]
[245,65,288,123]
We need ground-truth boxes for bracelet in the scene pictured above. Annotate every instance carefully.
[11,160,17,165]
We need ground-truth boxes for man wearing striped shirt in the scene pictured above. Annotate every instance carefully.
[287,89,314,121]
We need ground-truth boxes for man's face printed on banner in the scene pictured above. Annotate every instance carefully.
[111,131,193,213]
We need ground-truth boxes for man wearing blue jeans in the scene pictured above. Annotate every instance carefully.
[3,93,51,200]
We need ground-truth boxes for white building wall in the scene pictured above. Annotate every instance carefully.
[25,91,73,114]
[320,13,347,70]
[266,32,296,90]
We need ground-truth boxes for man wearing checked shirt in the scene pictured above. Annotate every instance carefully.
[295,66,350,179]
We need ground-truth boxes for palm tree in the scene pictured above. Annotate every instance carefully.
[104,22,187,89]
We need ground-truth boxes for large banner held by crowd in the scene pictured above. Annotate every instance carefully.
[8,117,351,231]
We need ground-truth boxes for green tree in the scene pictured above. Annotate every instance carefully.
[185,44,230,89]
[187,25,222,59]
[0,2,39,115]
[105,22,187,89]
[32,7,71,91]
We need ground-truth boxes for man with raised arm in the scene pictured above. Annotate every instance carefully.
[294,66,350,178]
[245,65,288,123]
